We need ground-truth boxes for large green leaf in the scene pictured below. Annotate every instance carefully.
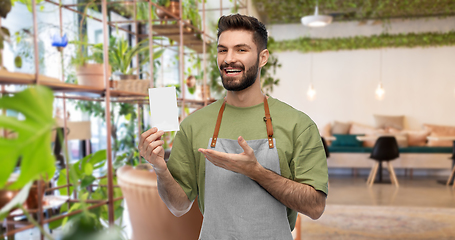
[0,86,56,189]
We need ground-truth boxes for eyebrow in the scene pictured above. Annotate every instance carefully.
[217,44,252,49]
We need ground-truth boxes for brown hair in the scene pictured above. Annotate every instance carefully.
[217,14,268,52]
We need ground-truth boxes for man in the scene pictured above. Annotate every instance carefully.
[139,14,328,239]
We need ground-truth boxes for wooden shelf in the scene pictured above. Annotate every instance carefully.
[152,24,211,53]
[0,70,153,99]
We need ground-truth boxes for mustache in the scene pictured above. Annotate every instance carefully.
[220,62,245,71]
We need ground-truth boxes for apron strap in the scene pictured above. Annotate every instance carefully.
[263,96,274,148]
[211,96,274,148]
[211,100,227,148]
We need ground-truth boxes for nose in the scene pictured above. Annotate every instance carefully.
[223,50,236,65]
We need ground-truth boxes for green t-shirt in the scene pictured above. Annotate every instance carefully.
[167,97,328,230]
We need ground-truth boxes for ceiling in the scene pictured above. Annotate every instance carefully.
[253,0,455,24]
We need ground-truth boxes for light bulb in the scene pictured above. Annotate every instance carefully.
[307,84,316,101]
[375,82,385,100]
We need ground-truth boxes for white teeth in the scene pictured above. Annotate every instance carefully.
[226,69,241,73]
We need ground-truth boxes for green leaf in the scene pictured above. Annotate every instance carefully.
[80,176,96,188]
[0,86,56,189]
[1,27,10,38]
[14,56,22,68]
[57,169,74,196]
[0,0,12,18]
[84,162,93,176]
[0,181,32,220]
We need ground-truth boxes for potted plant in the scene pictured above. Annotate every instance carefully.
[0,0,22,71]
[70,1,111,88]
[155,0,180,20]
[182,0,201,31]
[70,36,110,88]
[93,36,163,80]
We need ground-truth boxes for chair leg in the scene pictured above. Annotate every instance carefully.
[367,162,379,187]
[447,165,455,186]
[387,162,399,187]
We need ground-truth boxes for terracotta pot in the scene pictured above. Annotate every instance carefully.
[155,1,180,19]
[76,63,111,88]
[25,180,46,210]
[186,75,196,88]
[0,188,20,210]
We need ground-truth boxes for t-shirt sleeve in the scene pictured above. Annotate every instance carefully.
[292,123,329,195]
[166,127,198,202]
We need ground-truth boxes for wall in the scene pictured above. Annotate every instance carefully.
[267,18,455,130]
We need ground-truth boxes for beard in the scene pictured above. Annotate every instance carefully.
[219,58,260,91]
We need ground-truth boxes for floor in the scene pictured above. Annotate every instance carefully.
[326,174,455,208]
[4,174,455,239]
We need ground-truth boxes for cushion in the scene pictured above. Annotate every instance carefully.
[400,129,430,146]
[383,128,408,148]
[349,123,386,147]
[374,114,405,130]
[331,134,364,147]
[320,123,332,146]
[332,121,351,134]
[423,124,455,147]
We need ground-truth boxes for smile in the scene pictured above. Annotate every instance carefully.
[224,68,243,76]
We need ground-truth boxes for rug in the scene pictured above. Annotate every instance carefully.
[299,204,455,240]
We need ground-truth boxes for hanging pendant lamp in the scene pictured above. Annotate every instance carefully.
[307,53,316,101]
[375,49,385,100]
[301,1,333,28]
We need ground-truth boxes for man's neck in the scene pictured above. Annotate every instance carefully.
[225,80,265,107]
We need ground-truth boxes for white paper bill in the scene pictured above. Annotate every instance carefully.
[148,87,180,132]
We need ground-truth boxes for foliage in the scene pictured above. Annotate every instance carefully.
[269,31,455,53]
[0,86,56,190]
[182,0,202,31]
[254,0,455,24]
[69,36,104,68]
[91,36,165,75]
[0,0,22,69]
[53,150,125,237]
[74,100,142,165]
[261,37,281,95]
[69,0,101,68]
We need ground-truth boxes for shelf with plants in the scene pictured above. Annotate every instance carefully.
[0,0,225,239]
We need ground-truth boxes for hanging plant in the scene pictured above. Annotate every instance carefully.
[269,31,455,53]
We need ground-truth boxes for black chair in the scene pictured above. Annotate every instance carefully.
[367,136,400,187]
[321,137,330,158]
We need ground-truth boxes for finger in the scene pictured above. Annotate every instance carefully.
[237,136,253,155]
[139,127,158,148]
[145,130,165,145]
[144,139,165,156]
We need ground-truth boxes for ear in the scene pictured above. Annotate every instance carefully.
[258,49,269,68]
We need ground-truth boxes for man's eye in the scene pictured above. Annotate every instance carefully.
[218,49,226,53]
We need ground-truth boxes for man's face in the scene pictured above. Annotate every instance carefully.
[217,30,261,91]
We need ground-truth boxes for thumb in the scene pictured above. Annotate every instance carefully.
[238,136,253,155]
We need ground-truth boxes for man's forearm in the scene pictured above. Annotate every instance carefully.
[155,168,193,217]
[249,166,326,220]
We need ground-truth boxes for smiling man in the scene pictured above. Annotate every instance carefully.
[139,14,328,239]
